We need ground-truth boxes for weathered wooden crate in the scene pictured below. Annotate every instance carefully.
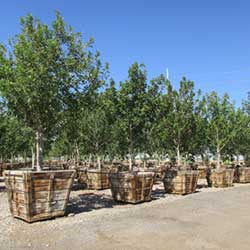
[210,169,234,188]
[76,168,88,185]
[163,169,199,195]
[87,169,110,190]
[155,164,167,180]
[234,167,250,183]
[109,171,155,203]
[197,166,207,179]
[4,170,75,223]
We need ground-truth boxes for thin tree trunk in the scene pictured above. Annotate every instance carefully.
[177,145,181,166]
[36,130,43,171]
[75,143,80,168]
[236,155,240,165]
[97,155,101,170]
[129,125,133,172]
[31,146,35,169]
[129,153,133,171]
[88,154,92,168]
[216,146,221,170]
[11,153,13,168]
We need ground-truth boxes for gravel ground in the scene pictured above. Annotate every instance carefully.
[1,177,250,250]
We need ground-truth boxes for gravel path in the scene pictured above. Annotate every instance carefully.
[1,178,250,250]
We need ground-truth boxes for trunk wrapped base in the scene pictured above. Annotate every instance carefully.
[87,169,110,190]
[163,170,199,195]
[234,167,250,183]
[109,171,155,203]
[209,169,234,188]
[4,170,75,223]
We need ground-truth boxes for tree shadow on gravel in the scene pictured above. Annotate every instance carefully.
[71,182,88,191]
[151,188,167,200]
[66,193,125,215]
[196,183,208,189]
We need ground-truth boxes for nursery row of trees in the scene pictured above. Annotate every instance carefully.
[0,12,250,169]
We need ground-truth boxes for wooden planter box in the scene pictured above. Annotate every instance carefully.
[4,170,75,223]
[155,164,167,180]
[197,166,207,179]
[109,171,155,203]
[163,169,199,195]
[76,168,88,185]
[87,169,110,190]
[209,169,234,188]
[234,167,250,183]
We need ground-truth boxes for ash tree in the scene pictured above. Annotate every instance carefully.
[189,93,209,164]
[0,12,106,170]
[79,79,117,169]
[116,62,148,170]
[161,78,197,166]
[235,93,250,164]
[143,75,167,163]
[205,92,239,169]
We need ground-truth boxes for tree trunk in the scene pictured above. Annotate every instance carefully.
[24,152,27,167]
[36,130,43,171]
[76,144,80,168]
[176,145,181,166]
[97,155,101,170]
[88,154,92,168]
[31,146,35,169]
[129,153,133,171]
[11,153,13,168]
[216,146,221,170]
[236,155,240,165]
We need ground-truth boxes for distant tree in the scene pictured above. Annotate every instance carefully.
[190,93,209,163]
[235,93,250,164]
[205,92,238,169]
[116,63,148,170]
[144,75,167,162]
[161,78,197,166]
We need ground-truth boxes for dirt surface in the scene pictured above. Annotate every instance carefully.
[1,178,250,250]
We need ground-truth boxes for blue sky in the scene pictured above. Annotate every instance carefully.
[1,0,250,105]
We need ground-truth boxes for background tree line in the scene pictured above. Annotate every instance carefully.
[0,13,250,169]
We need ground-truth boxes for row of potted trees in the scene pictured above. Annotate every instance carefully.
[4,160,250,223]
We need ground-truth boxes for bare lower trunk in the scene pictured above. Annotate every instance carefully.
[216,146,221,170]
[31,146,35,169]
[177,145,181,166]
[97,155,101,170]
[88,154,92,168]
[236,155,240,165]
[36,130,43,171]
[11,153,13,168]
[24,152,27,167]
[76,144,80,167]
[129,153,133,171]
